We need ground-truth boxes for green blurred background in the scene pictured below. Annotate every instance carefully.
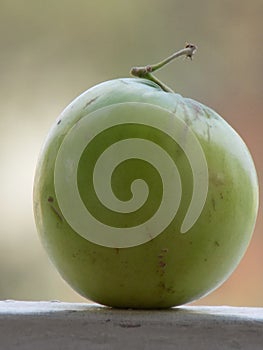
[0,0,262,306]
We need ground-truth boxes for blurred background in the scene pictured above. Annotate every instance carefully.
[0,0,262,306]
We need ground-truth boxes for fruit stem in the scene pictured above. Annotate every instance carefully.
[130,43,197,93]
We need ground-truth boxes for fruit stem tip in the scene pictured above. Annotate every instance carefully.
[130,43,197,93]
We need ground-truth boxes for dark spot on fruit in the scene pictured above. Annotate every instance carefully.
[161,248,168,253]
[210,172,225,187]
[115,248,120,254]
[206,123,211,142]
[166,286,176,294]
[203,109,211,119]
[220,192,224,199]
[212,198,216,211]
[158,281,165,290]
[215,240,220,247]
[84,96,99,109]
[189,241,193,245]
[57,119,61,125]
[204,258,208,262]
[158,261,167,268]
[48,196,54,202]
[158,281,175,294]
[50,205,63,222]
[158,249,168,276]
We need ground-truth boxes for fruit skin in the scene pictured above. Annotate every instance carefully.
[33,78,258,308]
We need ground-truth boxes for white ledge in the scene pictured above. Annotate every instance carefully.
[0,301,262,350]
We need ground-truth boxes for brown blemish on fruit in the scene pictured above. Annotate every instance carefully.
[158,281,166,290]
[49,202,63,222]
[161,248,168,253]
[48,196,63,222]
[203,109,211,119]
[84,96,99,109]
[157,248,168,276]
[57,119,61,125]
[72,249,82,259]
[206,122,211,142]
[212,197,216,211]
[48,196,54,203]
[115,248,120,254]
[209,172,225,187]
[158,281,175,294]
[158,261,167,268]
[215,240,220,247]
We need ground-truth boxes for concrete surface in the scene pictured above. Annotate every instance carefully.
[0,301,262,349]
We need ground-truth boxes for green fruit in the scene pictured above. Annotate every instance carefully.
[33,48,258,308]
